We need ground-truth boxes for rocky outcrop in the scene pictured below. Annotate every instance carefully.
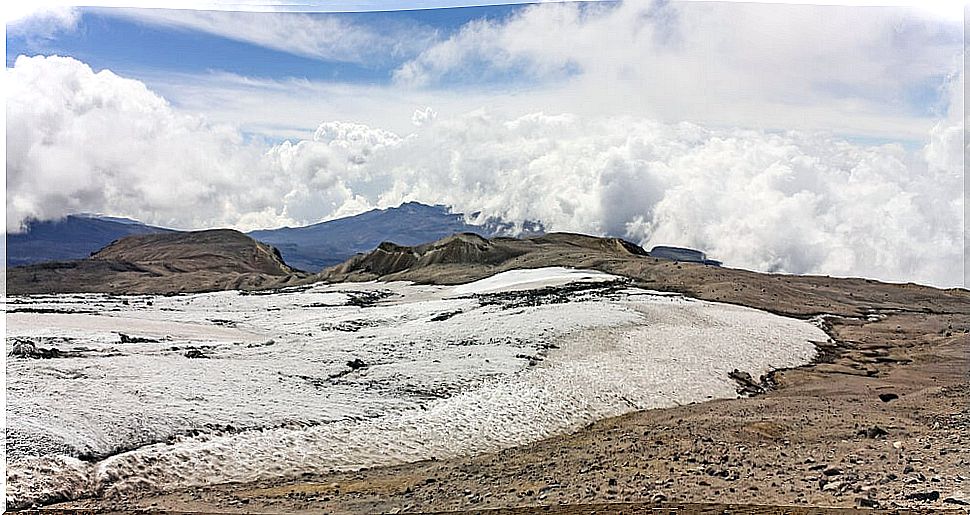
[318,232,648,284]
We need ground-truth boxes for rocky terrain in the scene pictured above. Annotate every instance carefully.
[10,231,970,513]
[6,229,307,295]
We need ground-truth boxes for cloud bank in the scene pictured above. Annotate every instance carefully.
[391,1,960,140]
[6,54,963,287]
[6,55,280,231]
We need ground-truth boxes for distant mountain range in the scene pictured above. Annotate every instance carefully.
[6,203,544,272]
[249,202,543,272]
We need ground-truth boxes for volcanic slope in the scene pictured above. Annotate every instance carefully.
[6,229,308,295]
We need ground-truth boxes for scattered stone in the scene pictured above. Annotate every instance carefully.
[878,392,899,402]
[823,467,843,477]
[856,497,879,508]
[822,480,844,492]
[858,426,888,439]
[430,311,462,322]
[119,333,158,344]
[944,497,970,506]
[7,338,68,359]
[347,358,367,370]
[184,349,209,359]
[906,491,940,502]
[728,369,765,396]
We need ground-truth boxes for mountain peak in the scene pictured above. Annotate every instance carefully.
[248,202,544,272]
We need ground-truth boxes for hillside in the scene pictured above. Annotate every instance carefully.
[320,232,968,318]
[6,229,307,295]
[6,214,172,267]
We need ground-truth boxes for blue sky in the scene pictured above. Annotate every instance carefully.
[6,5,527,84]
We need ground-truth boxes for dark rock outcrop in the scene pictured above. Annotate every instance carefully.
[319,232,648,285]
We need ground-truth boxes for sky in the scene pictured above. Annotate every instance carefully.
[4,0,967,287]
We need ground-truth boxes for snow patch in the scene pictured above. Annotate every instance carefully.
[451,267,620,295]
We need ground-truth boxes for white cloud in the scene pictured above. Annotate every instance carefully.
[5,55,290,232]
[318,110,960,288]
[5,6,79,39]
[5,0,965,288]
[393,2,961,139]
[412,107,437,127]
[101,8,438,65]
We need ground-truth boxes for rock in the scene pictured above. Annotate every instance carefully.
[119,333,158,344]
[347,358,367,370]
[8,339,61,359]
[856,497,879,508]
[859,426,888,439]
[184,349,209,359]
[906,491,940,502]
[943,497,970,506]
[903,465,915,474]
[430,311,461,322]
[823,467,843,477]
[878,392,899,402]
[822,480,843,492]
[728,369,765,396]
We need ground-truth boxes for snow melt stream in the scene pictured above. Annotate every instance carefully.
[4,268,828,507]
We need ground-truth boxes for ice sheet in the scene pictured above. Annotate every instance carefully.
[4,269,828,508]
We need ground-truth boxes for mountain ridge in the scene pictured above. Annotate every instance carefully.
[6,229,306,295]
[7,202,544,272]
[248,201,544,271]
[6,215,173,267]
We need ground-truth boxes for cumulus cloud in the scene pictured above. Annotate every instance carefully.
[412,107,437,127]
[321,110,961,288]
[6,43,964,288]
[5,55,289,232]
